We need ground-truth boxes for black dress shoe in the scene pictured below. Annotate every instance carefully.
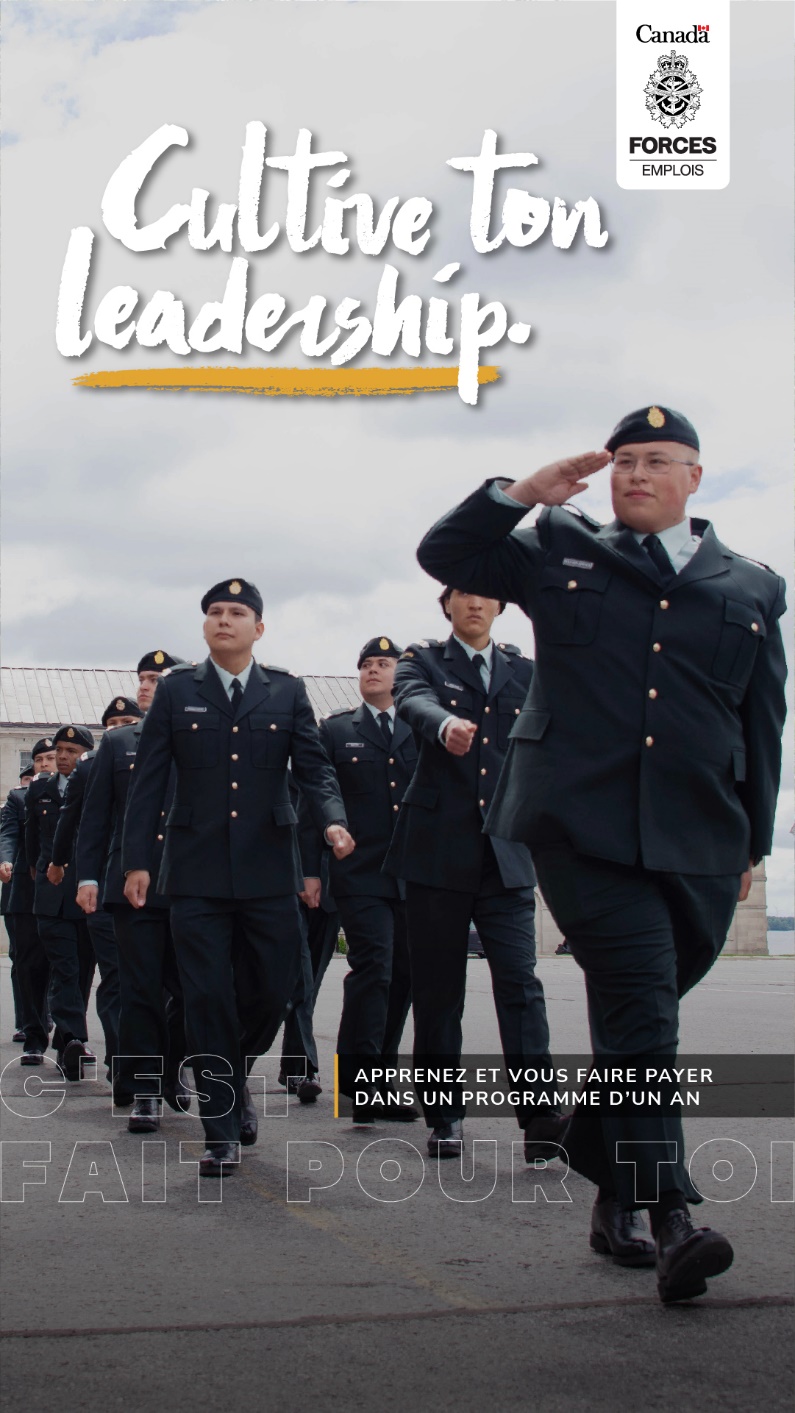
[199,1142,241,1177]
[113,1087,136,1108]
[63,1039,94,1081]
[379,1101,419,1122]
[128,1097,161,1133]
[656,1209,734,1303]
[12,1028,25,1042]
[590,1197,656,1267]
[239,1085,258,1146]
[20,1048,44,1066]
[296,1076,322,1104]
[163,1073,192,1113]
[523,1112,570,1162]
[428,1120,464,1158]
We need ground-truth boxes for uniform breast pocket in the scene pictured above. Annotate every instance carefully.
[712,600,766,688]
[334,747,377,794]
[536,565,611,645]
[172,712,221,768]
[249,711,292,769]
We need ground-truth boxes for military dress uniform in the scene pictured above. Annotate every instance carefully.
[383,634,556,1131]
[315,638,419,1104]
[75,718,187,1108]
[121,650,347,1147]
[0,774,47,1053]
[51,749,122,1078]
[25,730,97,1071]
[415,423,787,1216]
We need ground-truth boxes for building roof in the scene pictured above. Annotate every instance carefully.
[1,666,360,729]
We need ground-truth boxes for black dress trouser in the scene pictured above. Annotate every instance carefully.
[280,902,340,1079]
[336,894,412,1099]
[170,894,304,1144]
[532,844,740,1210]
[405,841,549,1127]
[9,914,49,1047]
[112,907,187,1098]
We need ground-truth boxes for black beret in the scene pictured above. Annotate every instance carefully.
[101,696,143,727]
[438,587,505,619]
[20,763,35,779]
[201,578,263,616]
[30,737,54,758]
[52,725,95,750]
[357,636,403,669]
[605,406,699,455]
[137,650,184,674]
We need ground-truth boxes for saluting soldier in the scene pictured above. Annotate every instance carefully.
[314,637,419,1120]
[384,593,563,1158]
[415,406,787,1303]
[121,579,354,1176]
[25,725,98,1078]
[75,663,189,1131]
[0,740,56,1061]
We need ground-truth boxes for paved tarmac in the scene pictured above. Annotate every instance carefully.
[1,952,793,1411]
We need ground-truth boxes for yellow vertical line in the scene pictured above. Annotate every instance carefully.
[333,1053,339,1119]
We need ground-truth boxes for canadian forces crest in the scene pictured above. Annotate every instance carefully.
[645,50,702,129]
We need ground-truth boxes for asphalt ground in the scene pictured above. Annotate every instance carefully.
[1,951,793,1412]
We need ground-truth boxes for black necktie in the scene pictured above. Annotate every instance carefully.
[642,534,676,585]
[377,711,393,747]
[230,678,244,712]
[471,653,489,689]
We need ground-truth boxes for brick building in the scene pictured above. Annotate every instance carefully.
[1,665,769,955]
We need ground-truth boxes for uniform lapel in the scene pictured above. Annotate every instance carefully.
[354,702,389,752]
[444,636,486,696]
[233,663,271,721]
[195,657,233,717]
[670,521,732,588]
[390,714,413,754]
[487,644,512,701]
[595,521,665,588]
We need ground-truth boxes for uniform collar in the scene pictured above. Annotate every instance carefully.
[452,634,493,668]
[211,656,254,697]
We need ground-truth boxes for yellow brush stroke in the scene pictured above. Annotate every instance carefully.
[333,1053,339,1119]
[72,366,500,396]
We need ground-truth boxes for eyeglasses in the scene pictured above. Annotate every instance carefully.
[610,455,697,476]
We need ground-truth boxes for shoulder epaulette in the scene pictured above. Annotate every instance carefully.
[164,661,193,676]
[261,663,295,676]
[495,642,522,656]
[325,706,354,719]
[560,503,602,529]
[734,551,776,575]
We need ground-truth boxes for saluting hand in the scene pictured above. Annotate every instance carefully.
[327,825,355,860]
[506,450,611,508]
[443,720,478,756]
[123,869,151,909]
[46,863,64,886]
[76,884,98,915]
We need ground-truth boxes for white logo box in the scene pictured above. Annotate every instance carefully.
[617,0,730,190]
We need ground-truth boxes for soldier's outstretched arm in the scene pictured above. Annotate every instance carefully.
[392,651,452,744]
[121,680,174,879]
[738,575,788,866]
[417,456,608,606]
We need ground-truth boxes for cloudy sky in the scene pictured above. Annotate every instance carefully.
[2,1,792,906]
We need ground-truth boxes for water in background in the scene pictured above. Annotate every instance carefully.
[768,930,795,956]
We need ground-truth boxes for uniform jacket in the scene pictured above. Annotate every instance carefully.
[24,772,82,919]
[75,722,173,910]
[0,786,35,914]
[312,703,419,898]
[416,481,787,874]
[121,657,347,900]
[383,635,536,891]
